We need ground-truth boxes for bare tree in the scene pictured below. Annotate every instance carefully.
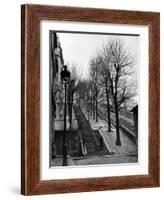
[67,65,79,129]
[94,52,112,132]
[89,57,102,122]
[76,79,89,107]
[103,40,136,146]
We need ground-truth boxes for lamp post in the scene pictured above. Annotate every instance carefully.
[60,65,70,166]
[87,95,90,121]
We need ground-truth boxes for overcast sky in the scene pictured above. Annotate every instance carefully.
[57,32,139,79]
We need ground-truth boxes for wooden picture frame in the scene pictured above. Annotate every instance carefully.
[21,4,160,195]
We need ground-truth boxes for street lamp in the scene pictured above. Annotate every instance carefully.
[60,65,70,166]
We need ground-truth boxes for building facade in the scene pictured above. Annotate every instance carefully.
[50,32,64,158]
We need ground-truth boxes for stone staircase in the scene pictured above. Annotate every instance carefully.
[74,106,109,156]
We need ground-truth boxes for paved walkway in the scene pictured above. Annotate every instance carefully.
[71,154,137,165]
[98,106,135,136]
[81,107,137,156]
[51,154,137,166]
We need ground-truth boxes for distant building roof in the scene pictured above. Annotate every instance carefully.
[130,105,138,113]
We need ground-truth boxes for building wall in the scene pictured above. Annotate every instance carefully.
[50,32,64,158]
[50,32,64,120]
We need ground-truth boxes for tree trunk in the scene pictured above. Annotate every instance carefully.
[78,94,80,107]
[106,85,111,132]
[115,102,121,146]
[93,100,95,120]
[90,98,93,116]
[96,95,98,122]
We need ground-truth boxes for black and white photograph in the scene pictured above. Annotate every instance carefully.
[49,31,139,167]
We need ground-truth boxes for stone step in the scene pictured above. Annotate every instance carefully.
[73,105,109,156]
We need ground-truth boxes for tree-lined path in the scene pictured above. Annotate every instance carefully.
[73,105,109,156]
